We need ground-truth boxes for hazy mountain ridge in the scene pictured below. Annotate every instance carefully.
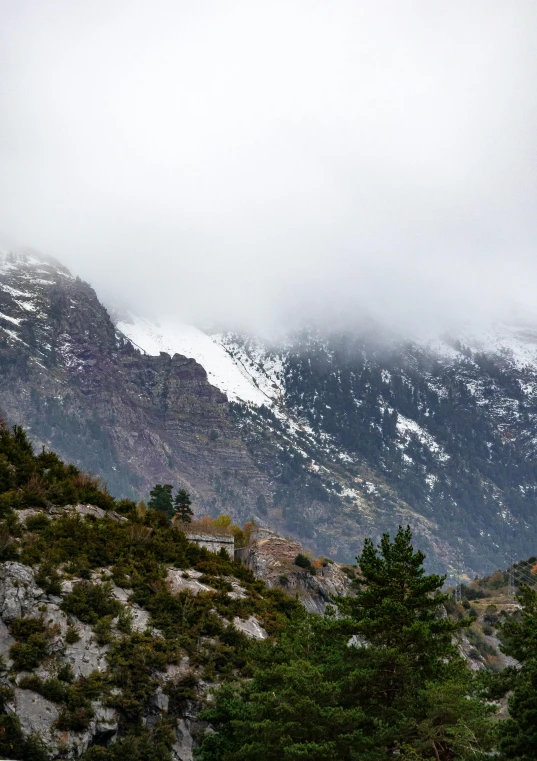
[1,248,536,575]
[217,326,537,573]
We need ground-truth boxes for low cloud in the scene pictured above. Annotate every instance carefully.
[1,0,537,334]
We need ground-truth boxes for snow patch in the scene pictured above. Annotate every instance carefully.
[396,414,450,462]
[214,333,286,404]
[427,322,537,370]
[0,312,21,325]
[117,316,273,405]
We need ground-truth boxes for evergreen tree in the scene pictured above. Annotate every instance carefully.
[197,612,376,761]
[197,527,494,760]
[174,489,193,522]
[335,526,493,759]
[497,585,537,760]
[148,484,173,518]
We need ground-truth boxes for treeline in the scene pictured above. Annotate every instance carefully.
[0,419,121,513]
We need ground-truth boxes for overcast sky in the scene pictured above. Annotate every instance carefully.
[1,0,537,333]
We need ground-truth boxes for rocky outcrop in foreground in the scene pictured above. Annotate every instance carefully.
[0,546,267,760]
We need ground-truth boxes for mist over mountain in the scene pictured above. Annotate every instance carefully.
[2,1,537,333]
[1,246,537,581]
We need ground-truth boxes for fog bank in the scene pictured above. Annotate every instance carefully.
[1,1,537,333]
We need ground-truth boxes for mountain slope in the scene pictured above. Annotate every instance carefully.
[2,247,537,575]
[0,249,270,514]
[214,326,537,573]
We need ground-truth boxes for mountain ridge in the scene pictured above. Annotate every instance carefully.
[1,246,537,575]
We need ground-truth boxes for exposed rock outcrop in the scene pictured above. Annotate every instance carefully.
[0,553,273,758]
[239,529,354,613]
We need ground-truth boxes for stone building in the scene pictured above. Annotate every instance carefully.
[183,531,234,557]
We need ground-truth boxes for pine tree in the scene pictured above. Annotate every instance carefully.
[173,489,193,522]
[197,612,376,761]
[148,484,173,518]
[197,527,494,760]
[497,585,537,760]
[336,526,493,759]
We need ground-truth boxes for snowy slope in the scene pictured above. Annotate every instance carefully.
[425,322,537,369]
[116,315,275,406]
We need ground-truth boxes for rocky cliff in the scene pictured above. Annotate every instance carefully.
[0,250,269,516]
[0,502,296,760]
[237,528,354,614]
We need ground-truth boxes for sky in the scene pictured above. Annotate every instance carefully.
[1,0,537,334]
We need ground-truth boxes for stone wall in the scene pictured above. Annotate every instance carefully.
[184,532,234,557]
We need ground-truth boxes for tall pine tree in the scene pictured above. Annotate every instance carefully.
[498,584,537,760]
[174,489,193,522]
[198,526,493,760]
[148,484,173,518]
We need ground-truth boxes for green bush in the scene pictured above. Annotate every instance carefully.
[79,723,174,761]
[34,561,62,596]
[56,705,94,732]
[19,675,67,704]
[65,623,81,644]
[61,581,121,625]
[25,514,50,532]
[0,714,49,761]
[9,617,55,672]
[294,553,316,574]
[19,671,105,733]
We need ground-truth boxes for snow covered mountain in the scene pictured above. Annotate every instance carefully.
[118,309,537,576]
[2,246,537,577]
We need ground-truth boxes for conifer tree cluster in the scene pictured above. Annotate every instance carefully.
[198,527,495,760]
[148,484,193,521]
[496,585,537,760]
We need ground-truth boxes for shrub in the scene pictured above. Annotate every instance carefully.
[56,705,94,732]
[19,675,68,704]
[61,581,121,625]
[25,513,50,532]
[294,553,316,574]
[165,674,198,714]
[65,623,81,644]
[0,714,48,761]
[0,524,18,561]
[93,616,114,645]
[57,663,75,682]
[35,561,62,596]
[9,616,57,671]
[79,723,174,761]
[484,605,500,626]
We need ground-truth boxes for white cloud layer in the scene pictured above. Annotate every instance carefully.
[1,0,537,333]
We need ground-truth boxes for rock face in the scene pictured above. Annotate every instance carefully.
[0,250,269,524]
[241,530,354,614]
[7,689,59,747]
[0,562,45,623]
[0,552,273,759]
